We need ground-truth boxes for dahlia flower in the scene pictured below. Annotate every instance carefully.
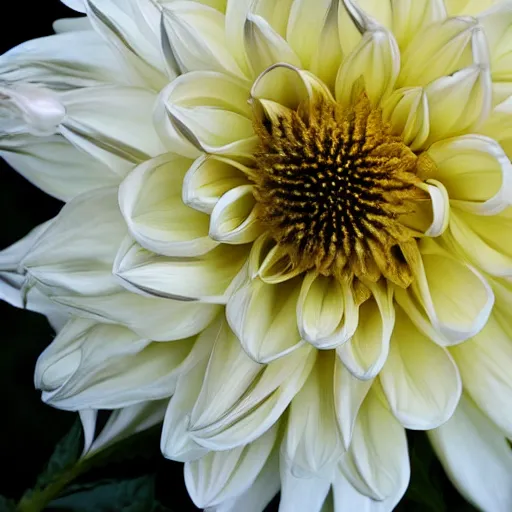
[1,0,512,510]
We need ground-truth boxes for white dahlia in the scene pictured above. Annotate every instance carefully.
[2,0,512,510]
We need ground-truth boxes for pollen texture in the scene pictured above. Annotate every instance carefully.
[252,93,425,287]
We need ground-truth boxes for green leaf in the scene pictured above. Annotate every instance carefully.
[49,475,161,512]
[34,417,83,490]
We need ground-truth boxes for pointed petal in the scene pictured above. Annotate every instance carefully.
[279,454,332,512]
[332,465,409,512]
[156,71,256,159]
[161,1,245,77]
[451,310,512,438]
[243,13,301,78]
[23,187,125,296]
[185,425,277,508]
[448,207,512,278]
[119,153,217,257]
[426,134,512,216]
[381,86,430,151]
[423,65,492,145]
[212,446,280,512]
[60,85,166,176]
[335,26,400,107]
[161,322,218,462]
[114,238,249,303]
[410,239,494,343]
[333,357,373,450]
[296,273,358,350]
[390,0,447,50]
[380,306,462,429]
[284,351,343,476]
[1,136,120,202]
[86,400,167,456]
[189,325,315,450]
[226,276,304,363]
[52,290,221,342]
[35,318,194,410]
[398,17,481,87]
[84,0,166,89]
[428,395,512,512]
[287,0,342,89]
[209,185,264,244]
[182,154,250,214]
[339,385,409,501]
[336,281,395,380]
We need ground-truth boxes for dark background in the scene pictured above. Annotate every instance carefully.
[0,2,475,510]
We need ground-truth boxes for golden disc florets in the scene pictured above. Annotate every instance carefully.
[251,93,426,287]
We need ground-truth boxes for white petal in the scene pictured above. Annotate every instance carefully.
[339,386,409,501]
[51,290,221,342]
[333,357,373,450]
[286,0,342,89]
[445,0,501,16]
[451,310,512,438]
[380,306,462,429]
[119,153,217,257]
[85,400,167,457]
[248,234,303,284]
[398,17,481,87]
[0,30,131,89]
[226,276,304,363]
[53,17,92,33]
[426,134,512,216]
[478,2,512,89]
[410,239,494,343]
[61,0,86,12]
[79,409,98,456]
[448,207,512,278]
[209,185,264,244]
[162,1,244,78]
[60,85,166,176]
[335,26,400,107]
[225,0,295,76]
[189,325,316,450]
[332,465,409,512]
[243,13,301,78]
[296,273,358,350]
[279,455,332,512]
[23,187,125,296]
[390,0,447,50]
[381,86,430,151]
[428,395,512,512]
[212,446,280,512]
[156,71,256,159]
[423,64,492,145]
[85,0,167,88]
[250,63,334,123]
[185,425,277,508]
[161,322,218,462]
[399,179,450,237]
[284,351,343,476]
[336,281,394,380]
[114,237,249,303]
[183,154,250,214]
[1,136,120,202]
[35,318,194,410]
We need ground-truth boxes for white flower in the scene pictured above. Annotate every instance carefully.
[2,0,512,511]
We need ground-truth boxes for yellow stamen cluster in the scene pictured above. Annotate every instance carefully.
[251,93,426,287]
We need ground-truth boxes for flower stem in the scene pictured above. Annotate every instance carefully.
[16,462,84,512]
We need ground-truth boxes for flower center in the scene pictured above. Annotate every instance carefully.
[251,92,427,287]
